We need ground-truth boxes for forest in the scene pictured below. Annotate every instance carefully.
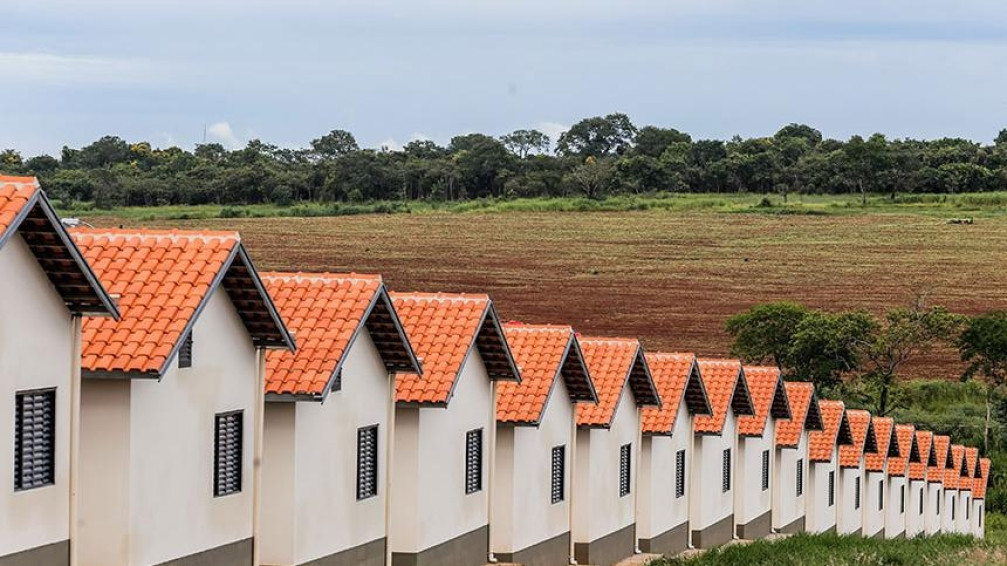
[3,113,1007,208]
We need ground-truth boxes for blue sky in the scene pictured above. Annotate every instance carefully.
[3,0,1007,156]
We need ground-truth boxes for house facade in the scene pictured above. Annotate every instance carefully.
[689,359,755,549]
[0,177,118,566]
[638,353,711,557]
[906,431,935,538]
[492,323,598,566]
[388,293,520,566]
[772,381,822,535]
[572,337,661,566]
[926,435,951,535]
[863,417,896,539]
[258,273,421,566]
[884,424,918,539]
[943,445,966,533]
[72,229,295,566]
[806,400,854,534]
[958,447,979,535]
[972,458,991,538]
[837,410,878,536]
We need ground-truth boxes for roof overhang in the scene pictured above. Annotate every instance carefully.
[628,346,661,408]
[731,367,756,417]
[561,334,598,404]
[769,375,793,420]
[685,360,713,416]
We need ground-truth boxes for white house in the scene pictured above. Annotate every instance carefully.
[772,381,823,535]
[388,292,521,566]
[884,424,919,539]
[972,458,990,538]
[863,417,897,539]
[0,177,118,566]
[638,353,711,557]
[689,359,755,549]
[942,444,966,534]
[733,367,791,540]
[925,435,952,535]
[958,447,979,534]
[572,337,661,566]
[72,229,296,566]
[805,400,854,534]
[491,323,598,566]
[905,430,936,538]
[258,273,422,566]
[837,410,878,536]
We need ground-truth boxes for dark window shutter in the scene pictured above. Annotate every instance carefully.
[331,369,342,393]
[855,477,861,509]
[937,492,940,514]
[761,450,770,491]
[179,332,193,369]
[675,449,686,498]
[465,429,483,494]
[14,390,56,491]
[967,496,970,519]
[952,495,956,520]
[722,448,731,493]
[828,470,835,507]
[214,411,243,497]
[357,425,378,500]
[879,479,884,510]
[619,444,632,497]
[920,488,924,515]
[551,445,565,504]
[796,459,804,497]
[900,486,905,514]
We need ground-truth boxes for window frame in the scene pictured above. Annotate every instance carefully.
[675,449,686,499]
[551,445,565,504]
[465,428,483,495]
[722,448,731,493]
[213,410,244,498]
[619,443,632,498]
[761,449,770,492]
[796,458,804,497]
[178,331,193,369]
[356,424,379,501]
[828,470,835,507]
[14,388,57,492]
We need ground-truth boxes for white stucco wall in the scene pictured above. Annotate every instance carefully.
[391,349,494,554]
[736,421,774,530]
[573,387,640,544]
[837,466,863,534]
[863,471,886,537]
[690,411,737,533]
[885,476,907,538]
[638,402,691,541]
[0,234,74,559]
[492,378,574,555]
[806,458,837,533]
[925,483,942,535]
[905,480,926,537]
[773,431,808,531]
[956,490,971,534]
[971,499,984,538]
[942,489,957,533]
[261,402,296,565]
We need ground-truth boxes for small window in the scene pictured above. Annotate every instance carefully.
[330,369,342,393]
[214,411,243,497]
[619,444,632,497]
[465,429,483,494]
[966,496,970,520]
[14,389,56,491]
[828,470,835,507]
[722,448,731,493]
[356,425,378,500]
[675,449,686,498]
[551,445,565,504]
[878,480,884,510]
[179,332,193,369]
[796,459,804,497]
[761,450,770,491]
[951,495,956,520]
[855,477,861,510]
[900,486,905,514]
[937,492,940,514]
[919,488,924,515]
[980,505,983,527]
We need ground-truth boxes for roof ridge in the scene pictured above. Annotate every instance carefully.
[580,336,639,345]
[261,271,383,283]
[391,291,490,302]
[71,227,240,243]
[503,322,572,332]
[0,175,39,187]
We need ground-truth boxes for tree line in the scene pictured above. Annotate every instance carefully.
[3,113,1007,208]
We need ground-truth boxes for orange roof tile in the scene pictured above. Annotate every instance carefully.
[945,445,966,489]
[641,353,711,435]
[0,176,37,238]
[975,458,991,499]
[738,367,791,437]
[775,381,822,448]
[262,273,420,398]
[693,359,754,435]
[576,337,660,428]
[928,435,951,484]
[888,424,917,477]
[809,400,853,462]
[839,409,877,468]
[865,417,895,472]
[909,431,934,481]
[963,447,980,490]
[73,229,293,375]
[391,292,519,406]
[497,323,597,425]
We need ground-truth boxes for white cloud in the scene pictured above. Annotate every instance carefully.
[0,52,158,86]
[537,122,568,147]
[206,122,243,149]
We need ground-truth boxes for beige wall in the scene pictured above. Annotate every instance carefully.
[837,465,863,534]
[942,489,957,533]
[773,431,808,530]
[806,458,838,533]
[905,480,926,537]
[956,490,971,534]
[925,483,942,535]
[885,476,907,538]
[736,420,775,528]
[690,411,737,532]
[862,470,886,536]
[638,403,691,541]
[261,402,296,564]
[0,234,73,558]
[971,499,984,538]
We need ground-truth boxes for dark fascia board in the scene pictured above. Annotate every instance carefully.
[375,284,423,376]
[925,438,938,467]
[837,411,855,446]
[265,392,320,403]
[770,375,793,421]
[886,426,902,458]
[82,369,159,380]
[908,433,922,464]
[686,359,714,417]
[804,393,825,432]
[629,345,661,408]
[731,366,756,417]
[482,301,522,383]
[564,333,599,404]
[863,419,879,455]
[234,243,297,351]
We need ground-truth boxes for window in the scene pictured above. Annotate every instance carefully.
[980,505,983,528]
[967,496,970,520]
[619,444,632,497]
[952,495,956,520]
[900,486,905,514]
[675,450,686,498]
[356,425,378,500]
[796,459,804,497]
[465,429,483,494]
[551,445,565,504]
[878,480,884,510]
[828,471,835,507]
[330,369,342,393]
[14,389,56,491]
[937,491,940,514]
[919,488,924,515]
[761,450,770,491]
[855,477,861,510]
[214,411,243,497]
[722,448,731,493]
[178,332,193,368]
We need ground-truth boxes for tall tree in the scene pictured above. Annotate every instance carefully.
[556,113,637,158]
[310,129,359,159]
[726,301,811,368]
[959,311,1007,453]
[633,126,692,158]
[500,129,550,158]
[787,310,875,393]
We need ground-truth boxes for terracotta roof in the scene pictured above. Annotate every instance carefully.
[775,381,823,448]
[945,445,966,489]
[262,273,421,399]
[73,229,294,376]
[391,292,520,406]
[0,177,117,316]
[839,410,878,468]
[808,400,854,462]
[577,337,660,428]
[975,458,991,499]
[693,359,755,434]
[963,447,980,489]
[887,424,918,477]
[641,353,712,435]
[738,367,791,437]
[908,431,935,481]
[497,323,597,425]
[865,417,896,472]
[928,435,951,484]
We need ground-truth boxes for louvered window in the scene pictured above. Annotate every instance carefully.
[828,471,835,507]
[966,496,970,519]
[980,505,983,527]
[937,491,940,514]
[357,425,378,500]
[619,444,632,497]
[722,448,731,493]
[761,450,770,491]
[796,458,804,497]
[330,369,342,393]
[919,488,924,515]
[214,411,242,497]
[179,332,193,369]
[465,429,482,494]
[878,479,884,510]
[14,390,56,491]
[952,495,956,520]
[551,445,565,504]
[855,477,861,509]
[900,486,905,514]
[675,449,686,498]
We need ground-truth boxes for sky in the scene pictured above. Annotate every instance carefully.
[2,0,1007,156]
